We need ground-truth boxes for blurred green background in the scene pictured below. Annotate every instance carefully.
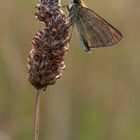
[0,0,140,140]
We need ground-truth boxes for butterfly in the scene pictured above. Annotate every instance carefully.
[67,0,123,52]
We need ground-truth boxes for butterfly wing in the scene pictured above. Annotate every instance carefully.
[79,32,91,52]
[76,16,93,52]
[75,6,123,51]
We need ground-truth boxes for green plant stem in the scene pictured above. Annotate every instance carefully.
[34,90,41,140]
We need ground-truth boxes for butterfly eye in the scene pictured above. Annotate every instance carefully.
[72,0,81,4]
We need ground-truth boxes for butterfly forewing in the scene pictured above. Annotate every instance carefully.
[75,6,123,50]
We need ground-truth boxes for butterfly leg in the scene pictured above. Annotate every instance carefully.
[68,24,74,43]
[61,5,67,9]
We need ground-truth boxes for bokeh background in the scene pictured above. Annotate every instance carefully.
[0,0,140,140]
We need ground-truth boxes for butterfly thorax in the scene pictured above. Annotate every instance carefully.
[69,3,82,24]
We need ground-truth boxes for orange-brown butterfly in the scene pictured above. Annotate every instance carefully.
[68,0,123,52]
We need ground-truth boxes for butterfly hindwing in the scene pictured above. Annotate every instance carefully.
[76,15,94,51]
[79,33,91,52]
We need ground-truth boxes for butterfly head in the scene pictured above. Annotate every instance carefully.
[71,0,82,5]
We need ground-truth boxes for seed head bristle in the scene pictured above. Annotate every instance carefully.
[27,0,70,90]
